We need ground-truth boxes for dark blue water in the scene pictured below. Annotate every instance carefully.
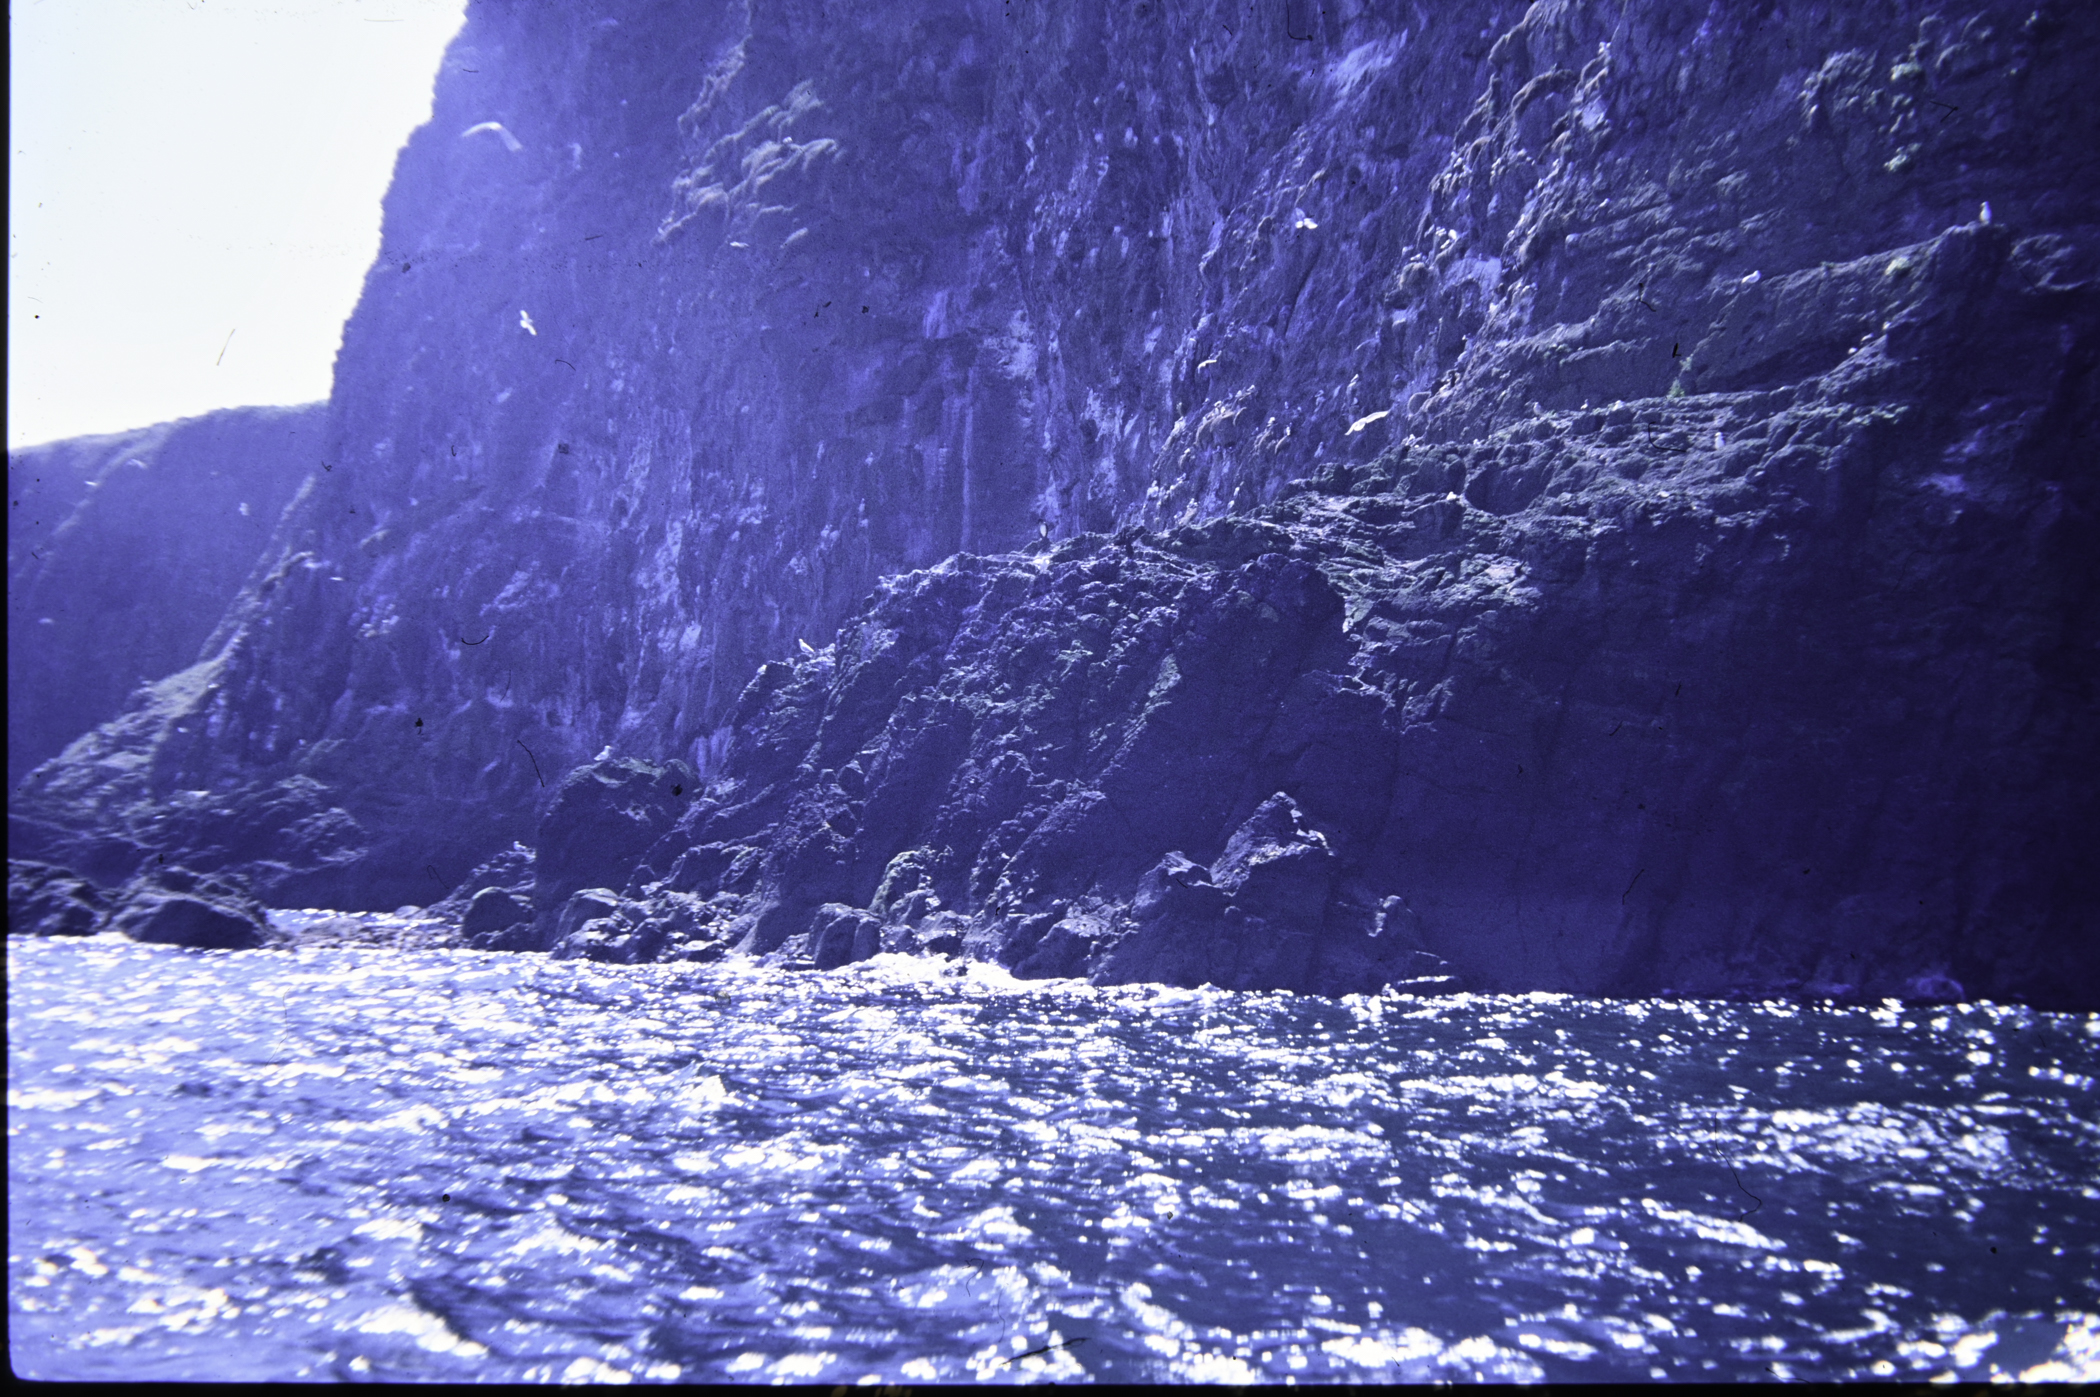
[10,931,2098,1383]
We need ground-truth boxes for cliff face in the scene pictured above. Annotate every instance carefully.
[529,341,2094,1007]
[12,0,2097,1002]
[6,405,325,781]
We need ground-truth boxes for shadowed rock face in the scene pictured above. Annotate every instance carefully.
[421,841,538,949]
[8,861,109,938]
[9,1,2096,1002]
[6,405,325,781]
[540,387,2095,1005]
[529,757,695,943]
[109,894,268,952]
[2,860,277,950]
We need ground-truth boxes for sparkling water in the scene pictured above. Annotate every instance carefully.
[10,932,2098,1383]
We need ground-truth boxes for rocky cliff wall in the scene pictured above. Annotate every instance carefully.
[525,328,2097,1008]
[7,405,325,781]
[11,0,2096,1002]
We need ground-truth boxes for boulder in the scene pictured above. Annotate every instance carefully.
[426,842,541,950]
[913,914,968,958]
[101,863,275,950]
[555,887,629,940]
[550,917,651,963]
[1212,794,1339,928]
[648,892,739,963]
[1089,797,1350,992]
[462,888,536,949]
[533,757,695,938]
[7,859,109,937]
[434,842,536,915]
[1904,972,1968,1005]
[1013,911,1116,981]
[810,903,882,970]
[548,887,664,963]
[113,895,270,951]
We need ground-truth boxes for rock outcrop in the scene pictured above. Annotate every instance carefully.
[9,1,2096,1003]
[542,417,2094,1003]
[529,757,695,943]
[427,841,539,950]
[7,404,325,781]
[6,857,277,950]
[8,860,109,938]
[101,864,278,951]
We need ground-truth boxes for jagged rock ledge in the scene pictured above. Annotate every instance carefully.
[491,341,2092,1006]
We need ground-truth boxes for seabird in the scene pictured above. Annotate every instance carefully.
[461,121,523,153]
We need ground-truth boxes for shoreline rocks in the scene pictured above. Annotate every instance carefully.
[8,860,109,938]
[7,2,2094,1007]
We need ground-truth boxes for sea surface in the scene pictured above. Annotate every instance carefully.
[10,928,2099,1384]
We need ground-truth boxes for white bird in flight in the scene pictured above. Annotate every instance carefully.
[461,121,523,153]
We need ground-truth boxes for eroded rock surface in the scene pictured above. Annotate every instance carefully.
[531,757,696,943]
[584,395,2096,1003]
[420,841,539,949]
[9,1,2095,1002]
[102,864,279,951]
[7,860,109,938]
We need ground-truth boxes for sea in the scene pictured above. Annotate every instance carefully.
[9,923,2099,1384]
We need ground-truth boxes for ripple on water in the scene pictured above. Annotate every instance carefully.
[8,936,2099,1383]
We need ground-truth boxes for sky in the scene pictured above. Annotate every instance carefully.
[8,0,467,451]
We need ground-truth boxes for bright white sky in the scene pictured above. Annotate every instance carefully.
[8,0,467,450]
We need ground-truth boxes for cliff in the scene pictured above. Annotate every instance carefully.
[11,0,2097,1003]
[7,405,325,781]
